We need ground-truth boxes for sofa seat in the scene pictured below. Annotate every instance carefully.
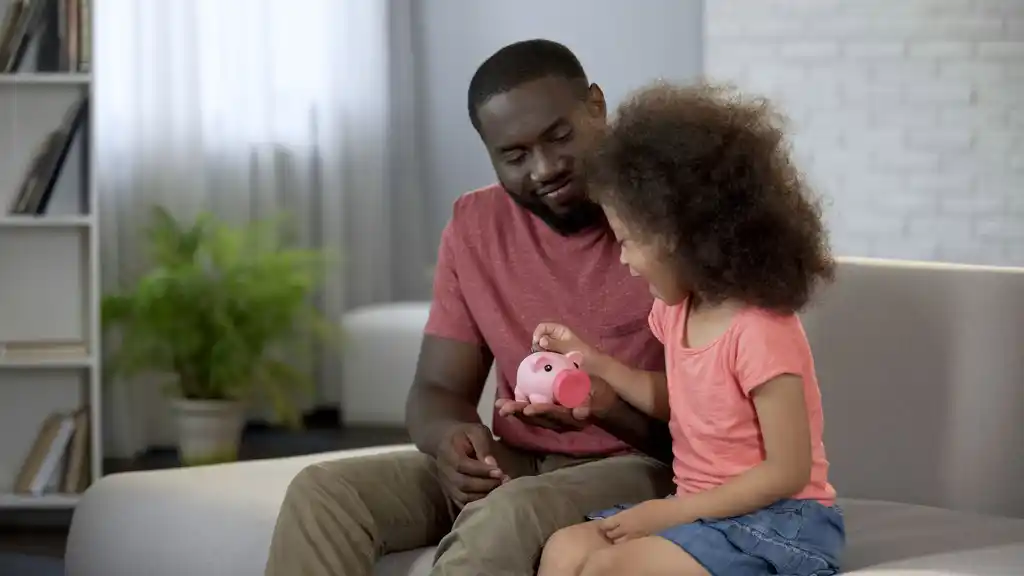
[379,500,1024,575]
[66,444,1024,576]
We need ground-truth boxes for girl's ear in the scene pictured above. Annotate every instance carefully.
[587,83,607,120]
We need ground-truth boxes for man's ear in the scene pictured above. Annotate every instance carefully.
[587,83,607,120]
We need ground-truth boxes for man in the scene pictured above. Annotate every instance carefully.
[264,39,673,576]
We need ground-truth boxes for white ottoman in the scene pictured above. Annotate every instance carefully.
[340,301,495,429]
[340,302,432,426]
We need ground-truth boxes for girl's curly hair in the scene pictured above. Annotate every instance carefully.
[588,81,834,314]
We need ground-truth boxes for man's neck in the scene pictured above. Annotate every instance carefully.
[508,193,608,237]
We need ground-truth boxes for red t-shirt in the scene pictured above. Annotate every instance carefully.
[424,184,664,456]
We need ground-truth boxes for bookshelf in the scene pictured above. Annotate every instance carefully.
[0,0,96,510]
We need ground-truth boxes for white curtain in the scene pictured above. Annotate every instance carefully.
[95,0,428,456]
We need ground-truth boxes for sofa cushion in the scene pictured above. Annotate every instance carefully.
[842,545,1024,575]
[66,446,416,576]
[840,499,1024,573]
[67,445,1024,576]
[375,499,1024,576]
[375,549,436,576]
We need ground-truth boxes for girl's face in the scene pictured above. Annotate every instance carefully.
[602,204,689,305]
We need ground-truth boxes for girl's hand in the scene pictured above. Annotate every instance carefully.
[532,322,598,367]
[599,499,686,544]
[495,323,615,429]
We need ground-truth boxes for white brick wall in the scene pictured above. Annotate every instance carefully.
[705,0,1024,265]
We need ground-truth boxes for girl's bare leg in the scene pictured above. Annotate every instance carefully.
[537,521,612,576]
[580,536,710,576]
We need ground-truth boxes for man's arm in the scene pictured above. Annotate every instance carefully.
[405,335,493,456]
[408,207,494,456]
[592,395,673,465]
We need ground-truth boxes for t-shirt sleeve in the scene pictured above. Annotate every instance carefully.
[423,220,483,344]
[733,311,811,397]
[648,300,667,343]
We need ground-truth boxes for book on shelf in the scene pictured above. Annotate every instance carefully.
[6,93,88,216]
[13,407,90,495]
[0,338,88,361]
[0,0,90,74]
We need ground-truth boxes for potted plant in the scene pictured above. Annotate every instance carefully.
[102,206,335,466]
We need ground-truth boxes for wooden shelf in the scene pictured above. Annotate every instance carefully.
[0,215,93,228]
[0,73,91,86]
[0,52,99,508]
[0,492,80,509]
[0,356,95,369]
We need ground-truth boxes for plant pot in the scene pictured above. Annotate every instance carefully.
[169,399,246,466]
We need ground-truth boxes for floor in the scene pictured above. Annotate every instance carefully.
[0,420,410,560]
[0,527,66,558]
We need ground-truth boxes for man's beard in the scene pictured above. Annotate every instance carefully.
[505,190,606,236]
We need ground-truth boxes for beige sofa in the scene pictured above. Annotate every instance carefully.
[65,257,1024,575]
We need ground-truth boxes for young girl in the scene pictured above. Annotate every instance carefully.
[533,83,844,576]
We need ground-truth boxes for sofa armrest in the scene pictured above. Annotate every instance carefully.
[66,445,416,576]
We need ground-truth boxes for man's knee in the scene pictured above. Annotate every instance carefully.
[282,451,435,512]
[281,462,338,510]
[457,474,568,533]
[277,457,387,526]
[437,475,581,569]
[272,452,447,576]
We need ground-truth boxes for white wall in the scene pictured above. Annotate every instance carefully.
[705,0,1024,266]
[413,0,704,246]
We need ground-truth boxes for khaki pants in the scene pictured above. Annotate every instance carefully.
[264,445,673,576]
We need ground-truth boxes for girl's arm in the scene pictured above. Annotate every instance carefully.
[588,353,671,422]
[663,373,812,522]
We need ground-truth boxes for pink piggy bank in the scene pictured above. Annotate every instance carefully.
[514,350,592,408]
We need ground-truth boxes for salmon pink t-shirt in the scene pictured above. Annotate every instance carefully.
[424,184,664,456]
[650,299,836,505]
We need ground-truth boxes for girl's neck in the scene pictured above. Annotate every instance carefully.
[688,293,744,316]
[682,294,745,349]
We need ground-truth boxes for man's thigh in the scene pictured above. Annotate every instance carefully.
[266,450,455,576]
[432,453,674,574]
[536,452,676,516]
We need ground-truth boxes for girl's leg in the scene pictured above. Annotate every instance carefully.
[580,536,710,576]
[537,521,612,576]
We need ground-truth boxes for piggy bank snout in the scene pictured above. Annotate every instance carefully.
[552,369,591,409]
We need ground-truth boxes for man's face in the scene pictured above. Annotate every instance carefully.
[475,76,607,235]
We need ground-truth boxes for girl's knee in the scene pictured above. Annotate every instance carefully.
[538,523,604,576]
[582,537,710,576]
[579,546,622,576]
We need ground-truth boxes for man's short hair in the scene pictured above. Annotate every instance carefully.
[467,39,589,132]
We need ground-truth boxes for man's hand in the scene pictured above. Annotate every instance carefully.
[436,423,509,507]
[495,322,621,431]
[494,397,586,431]
[495,373,620,431]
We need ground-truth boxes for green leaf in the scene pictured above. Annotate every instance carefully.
[101,205,337,426]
